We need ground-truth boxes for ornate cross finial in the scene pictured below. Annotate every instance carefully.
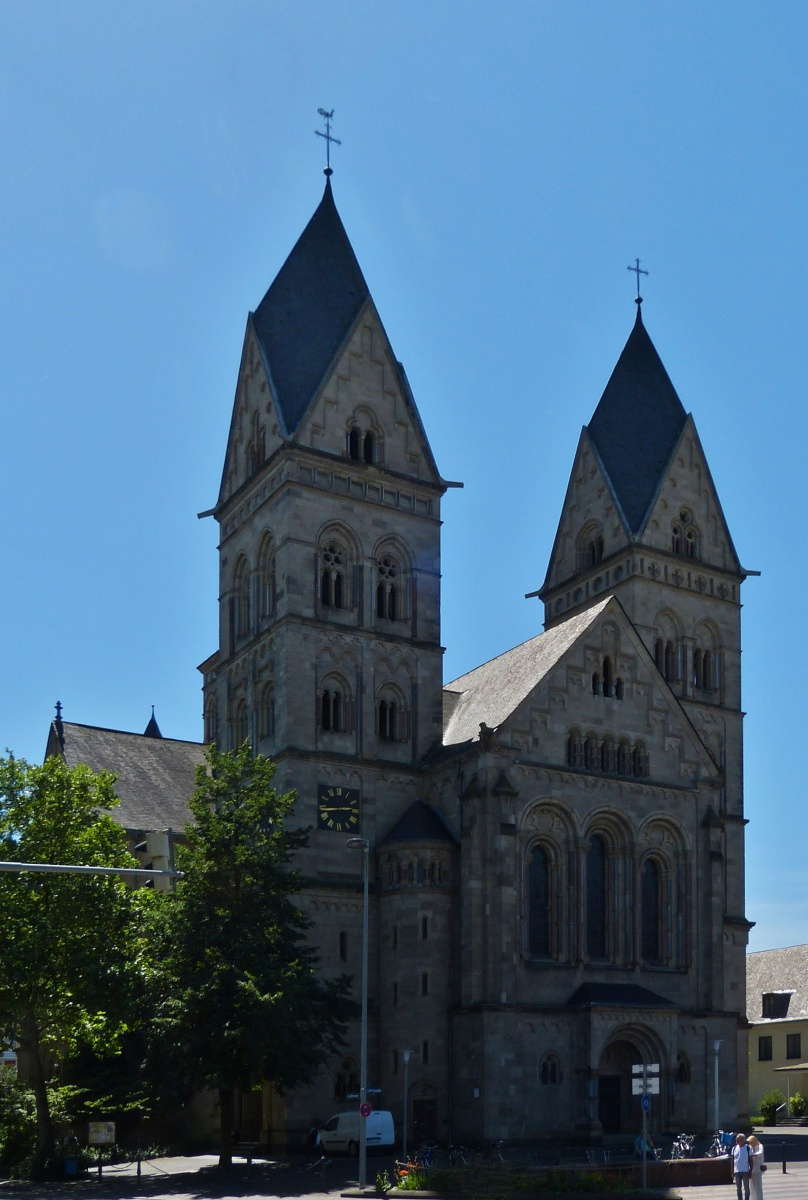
[55,700,63,722]
[315,108,342,176]
[627,257,649,305]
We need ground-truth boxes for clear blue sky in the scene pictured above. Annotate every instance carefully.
[0,2,802,952]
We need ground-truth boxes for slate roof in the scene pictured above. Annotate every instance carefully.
[568,982,677,1009]
[442,598,612,746]
[746,944,808,1023]
[378,799,457,847]
[46,721,205,833]
[251,177,370,436]
[587,307,687,533]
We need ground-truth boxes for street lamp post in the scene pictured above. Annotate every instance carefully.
[402,1050,411,1162]
[713,1040,722,1133]
[348,837,369,1190]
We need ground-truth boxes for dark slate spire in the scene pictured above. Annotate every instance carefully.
[587,307,687,534]
[251,178,370,435]
[143,706,162,739]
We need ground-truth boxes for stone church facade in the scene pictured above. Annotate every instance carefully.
[49,174,751,1147]
[191,175,751,1146]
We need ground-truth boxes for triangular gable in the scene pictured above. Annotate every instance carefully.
[540,429,632,594]
[638,414,744,575]
[506,597,721,781]
[216,323,287,509]
[294,296,443,486]
[443,599,613,747]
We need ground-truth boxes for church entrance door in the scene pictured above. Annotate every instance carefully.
[597,1037,648,1134]
[597,1076,621,1133]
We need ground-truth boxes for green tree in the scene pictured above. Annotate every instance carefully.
[0,755,147,1169]
[151,745,355,1167]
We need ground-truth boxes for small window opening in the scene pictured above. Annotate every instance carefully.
[339,931,348,962]
[421,972,429,996]
[422,1040,429,1065]
[421,916,429,940]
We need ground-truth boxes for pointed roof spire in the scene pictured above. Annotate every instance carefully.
[143,706,162,739]
[587,309,687,533]
[250,178,370,435]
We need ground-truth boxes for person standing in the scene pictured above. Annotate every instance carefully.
[732,1133,752,1200]
[747,1135,765,1200]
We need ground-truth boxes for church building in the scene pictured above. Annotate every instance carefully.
[49,170,752,1147]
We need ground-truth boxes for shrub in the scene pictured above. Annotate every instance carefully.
[758,1088,785,1124]
[790,1092,806,1117]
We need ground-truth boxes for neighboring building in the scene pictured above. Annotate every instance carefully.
[45,709,204,891]
[747,945,808,1115]
[48,170,753,1146]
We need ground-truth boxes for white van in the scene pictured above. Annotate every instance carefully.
[319,1109,395,1155]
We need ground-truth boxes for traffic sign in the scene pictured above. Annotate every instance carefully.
[367,1088,382,1094]
[360,1102,372,1118]
[641,1094,651,1113]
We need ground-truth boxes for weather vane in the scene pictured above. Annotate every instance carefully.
[316,108,342,176]
[627,257,649,305]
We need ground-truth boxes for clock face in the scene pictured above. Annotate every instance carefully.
[317,785,360,833]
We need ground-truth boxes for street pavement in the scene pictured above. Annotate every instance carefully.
[2,1129,807,1200]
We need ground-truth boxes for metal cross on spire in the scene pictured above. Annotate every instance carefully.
[316,108,342,176]
[627,257,649,305]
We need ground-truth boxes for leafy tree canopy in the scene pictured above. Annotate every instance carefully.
[150,744,356,1166]
[0,754,150,1166]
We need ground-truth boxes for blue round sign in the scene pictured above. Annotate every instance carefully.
[641,1094,651,1112]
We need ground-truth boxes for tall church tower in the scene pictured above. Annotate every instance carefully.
[199,175,454,1139]
[536,301,751,1112]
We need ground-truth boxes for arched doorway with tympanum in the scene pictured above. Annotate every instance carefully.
[596,1028,666,1135]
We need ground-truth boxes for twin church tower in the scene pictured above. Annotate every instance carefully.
[197,172,750,1144]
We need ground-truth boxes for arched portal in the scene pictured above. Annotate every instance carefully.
[597,1031,665,1135]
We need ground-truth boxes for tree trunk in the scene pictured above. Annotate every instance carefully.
[23,1006,53,1170]
[218,1085,234,1168]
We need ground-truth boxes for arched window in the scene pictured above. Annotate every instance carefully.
[672,508,699,558]
[320,540,347,609]
[615,677,624,700]
[334,1057,359,1102]
[232,698,248,748]
[319,677,352,734]
[586,835,608,959]
[632,741,649,779]
[258,682,275,740]
[616,739,630,775]
[655,614,683,686]
[539,1052,563,1086]
[257,535,276,620]
[592,672,600,695]
[376,554,402,620]
[407,861,415,884]
[600,735,614,774]
[246,411,266,479]
[566,729,582,768]
[584,734,599,770]
[577,523,604,570]
[204,698,217,744]
[347,417,381,465]
[641,858,662,964]
[233,557,251,639]
[602,656,613,697]
[527,844,550,957]
[693,626,721,694]
[376,685,409,744]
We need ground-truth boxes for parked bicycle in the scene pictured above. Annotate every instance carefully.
[670,1132,695,1159]
[483,1140,506,1163]
[706,1130,734,1157]
[448,1144,471,1167]
[415,1143,438,1169]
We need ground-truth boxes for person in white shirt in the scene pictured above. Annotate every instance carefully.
[747,1134,765,1200]
[732,1133,752,1200]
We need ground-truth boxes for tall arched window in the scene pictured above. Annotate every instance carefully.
[527,844,551,956]
[320,541,347,609]
[586,835,607,959]
[319,677,353,734]
[204,698,217,744]
[257,535,276,620]
[584,734,598,770]
[672,508,699,559]
[616,739,630,775]
[577,522,604,569]
[566,729,582,768]
[376,554,402,620]
[233,557,251,639]
[258,681,275,739]
[232,698,248,748]
[641,858,662,963]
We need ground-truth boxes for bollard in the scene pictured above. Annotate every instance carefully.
[137,1154,141,1179]
[782,1140,786,1173]
[98,1158,103,1181]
